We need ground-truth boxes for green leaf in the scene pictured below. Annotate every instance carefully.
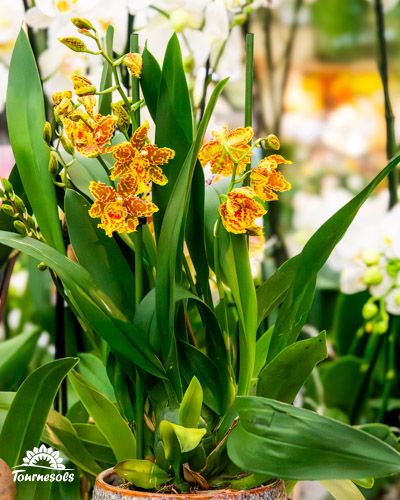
[227,396,400,480]
[0,358,78,467]
[0,232,165,378]
[115,459,169,489]
[179,377,203,428]
[6,30,64,252]
[257,332,327,403]
[67,153,110,197]
[0,392,14,431]
[155,78,229,393]
[0,328,40,390]
[140,47,162,121]
[69,370,136,462]
[153,34,193,236]
[77,353,115,401]
[268,153,400,360]
[98,25,114,115]
[319,480,365,500]
[65,189,135,316]
[42,409,101,476]
[218,227,257,395]
[160,421,206,454]
[253,327,274,378]
[73,423,116,466]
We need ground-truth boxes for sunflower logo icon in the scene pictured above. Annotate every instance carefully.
[19,445,66,470]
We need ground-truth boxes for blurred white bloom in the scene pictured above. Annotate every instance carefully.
[365,0,399,11]
[26,0,100,29]
[385,287,400,315]
[0,0,24,64]
[340,263,366,294]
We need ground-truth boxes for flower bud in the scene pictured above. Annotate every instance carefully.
[71,17,94,30]
[363,266,383,286]
[183,54,195,73]
[362,302,378,320]
[1,178,13,197]
[43,121,52,145]
[55,97,73,119]
[71,75,96,96]
[48,153,59,177]
[264,134,280,150]
[52,90,72,106]
[231,13,248,27]
[373,319,388,335]
[111,101,130,133]
[60,134,75,154]
[26,215,36,231]
[37,261,48,271]
[123,53,143,79]
[58,37,88,53]
[361,249,381,266]
[0,204,14,217]
[13,195,26,216]
[13,220,27,236]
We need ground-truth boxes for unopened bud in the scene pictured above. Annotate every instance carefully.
[361,249,380,266]
[111,101,130,133]
[13,220,27,236]
[49,153,59,177]
[58,37,88,53]
[1,178,13,197]
[13,196,26,215]
[264,134,280,150]
[26,215,36,231]
[52,90,72,106]
[71,17,94,30]
[37,261,48,271]
[43,121,52,145]
[363,266,383,286]
[55,97,73,119]
[60,134,75,154]
[231,13,247,26]
[71,75,96,96]
[123,53,143,79]
[373,319,389,335]
[183,54,195,73]
[1,204,14,217]
[362,302,378,320]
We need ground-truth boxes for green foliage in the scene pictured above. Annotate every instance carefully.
[227,397,400,479]
[6,30,64,252]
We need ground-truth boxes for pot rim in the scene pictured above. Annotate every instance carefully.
[95,468,284,498]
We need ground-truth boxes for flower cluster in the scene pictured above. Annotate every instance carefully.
[52,74,174,238]
[198,126,292,235]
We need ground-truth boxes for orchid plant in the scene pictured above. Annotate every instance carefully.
[1,16,400,500]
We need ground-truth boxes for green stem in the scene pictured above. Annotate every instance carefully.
[213,219,230,351]
[130,33,140,128]
[377,317,398,421]
[245,34,254,129]
[133,226,144,459]
[350,333,384,423]
[374,0,398,207]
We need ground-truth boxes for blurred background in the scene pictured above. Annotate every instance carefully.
[1,1,400,498]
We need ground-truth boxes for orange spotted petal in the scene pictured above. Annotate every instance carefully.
[225,127,254,147]
[148,165,168,186]
[92,115,117,146]
[117,172,139,197]
[125,196,159,218]
[130,121,149,150]
[89,182,117,204]
[142,145,175,165]
[99,203,127,237]
[124,215,140,233]
[112,142,136,163]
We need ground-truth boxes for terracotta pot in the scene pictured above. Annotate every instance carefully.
[93,468,287,500]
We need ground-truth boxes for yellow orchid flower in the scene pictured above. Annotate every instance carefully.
[250,154,292,202]
[88,174,158,237]
[109,121,175,193]
[219,186,266,235]
[123,52,143,79]
[198,126,253,176]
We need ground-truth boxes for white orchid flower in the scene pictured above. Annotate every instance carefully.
[385,287,400,315]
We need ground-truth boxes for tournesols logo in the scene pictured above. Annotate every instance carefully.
[12,444,75,483]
